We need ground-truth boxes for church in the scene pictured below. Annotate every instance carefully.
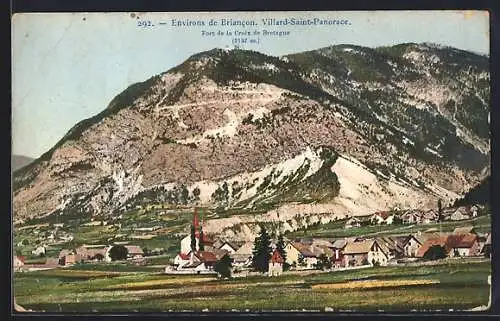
[180,208,214,255]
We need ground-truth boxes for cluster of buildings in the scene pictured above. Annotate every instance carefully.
[14,243,146,272]
[57,244,145,266]
[168,207,491,277]
[345,205,481,228]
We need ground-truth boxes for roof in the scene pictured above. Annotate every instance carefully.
[59,249,72,258]
[402,235,423,246]
[485,233,491,245]
[331,239,347,249]
[194,251,218,263]
[210,248,230,260]
[233,242,254,256]
[124,245,144,254]
[289,242,317,257]
[416,236,449,257]
[446,233,478,249]
[183,262,203,268]
[372,211,390,220]
[343,240,376,254]
[270,250,284,264]
[177,253,190,260]
[453,226,475,234]
[221,241,242,251]
[199,234,214,244]
[311,239,334,247]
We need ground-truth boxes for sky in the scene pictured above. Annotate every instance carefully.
[12,11,490,158]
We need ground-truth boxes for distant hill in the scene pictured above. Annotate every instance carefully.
[454,176,490,206]
[12,155,34,172]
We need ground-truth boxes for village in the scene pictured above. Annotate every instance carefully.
[13,203,491,278]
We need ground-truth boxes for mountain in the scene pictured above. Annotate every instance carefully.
[13,43,490,232]
[12,155,34,172]
[454,175,490,206]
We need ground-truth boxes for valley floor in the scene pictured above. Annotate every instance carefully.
[14,258,491,313]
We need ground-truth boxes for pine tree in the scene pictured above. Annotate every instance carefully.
[214,254,233,279]
[199,226,205,251]
[252,224,272,273]
[190,224,196,252]
[276,233,288,270]
[437,198,443,222]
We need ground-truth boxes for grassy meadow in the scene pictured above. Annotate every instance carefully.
[14,259,491,312]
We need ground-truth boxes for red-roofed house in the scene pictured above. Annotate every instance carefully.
[447,233,481,257]
[416,236,449,258]
[369,211,394,225]
[268,250,284,277]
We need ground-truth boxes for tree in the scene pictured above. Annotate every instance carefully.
[252,224,272,273]
[423,245,447,261]
[214,254,233,279]
[108,245,129,261]
[438,199,443,222]
[275,234,288,270]
[190,224,197,252]
[314,254,332,270]
[393,216,403,225]
[193,187,201,202]
[198,226,205,251]
[94,253,104,261]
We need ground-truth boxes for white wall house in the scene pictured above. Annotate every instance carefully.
[403,236,422,257]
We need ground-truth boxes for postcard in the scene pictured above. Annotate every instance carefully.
[12,10,491,313]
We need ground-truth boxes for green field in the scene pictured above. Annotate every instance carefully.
[14,259,491,312]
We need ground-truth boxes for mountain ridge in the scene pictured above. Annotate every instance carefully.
[13,43,490,229]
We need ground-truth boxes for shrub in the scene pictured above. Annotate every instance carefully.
[108,245,128,261]
[423,245,447,261]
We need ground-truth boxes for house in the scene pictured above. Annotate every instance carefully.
[344,217,361,229]
[441,207,457,220]
[173,252,191,268]
[218,241,242,254]
[416,236,450,258]
[470,205,479,217]
[331,239,347,268]
[268,250,284,277]
[64,253,84,265]
[343,240,389,267]
[446,233,481,257]
[369,212,394,225]
[206,247,229,260]
[13,256,25,271]
[284,242,319,269]
[76,245,109,262]
[124,245,144,259]
[193,251,219,270]
[401,210,424,224]
[376,236,405,260]
[31,245,46,256]
[231,242,254,268]
[481,233,491,258]
[400,235,423,257]
[422,209,438,224]
[450,206,471,221]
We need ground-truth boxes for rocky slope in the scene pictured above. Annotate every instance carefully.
[13,43,490,229]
